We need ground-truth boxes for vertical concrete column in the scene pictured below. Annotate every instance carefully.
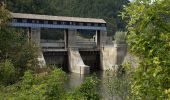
[67,29,77,48]
[31,28,41,46]
[64,29,67,49]
[97,30,107,48]
[95,30,98,45]
[96,30,100,48]
[100,30,107,48]
[30,28,46,68]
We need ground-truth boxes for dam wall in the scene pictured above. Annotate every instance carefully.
[68,48,90,74]
[100,44,127,71]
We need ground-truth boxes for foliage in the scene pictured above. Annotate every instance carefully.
[0,67,101,100]
[0,4,39,79]
[0,68,66,100]
[104,65,132,100]
[122,0,170,99]
[0,7,14,55]
[45,68,67,100]
[0,59,15,85]
[66,76,100,100]
[0,4,11,27]
[114,31,127,44]
[13,42,39,76]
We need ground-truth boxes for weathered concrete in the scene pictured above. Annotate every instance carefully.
[67,29,77,47]
[68,48,90,74]
[100,44,127,71]
[100,46,116,70]
[31,28,41,45]
[37,51,46,68]
[97,30,107,48]
[115,44,127,65]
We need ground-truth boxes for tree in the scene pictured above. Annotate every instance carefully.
[122,0,170,99]
[0,59,15,85]
[45,68,67,100]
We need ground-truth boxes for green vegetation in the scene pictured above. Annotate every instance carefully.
[120,0,170,99]
[66,76,100,100]
[114,31,127,44]
[0,68,100,100]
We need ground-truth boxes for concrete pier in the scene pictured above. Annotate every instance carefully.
[68,48,90,74]
[100,44,127,71]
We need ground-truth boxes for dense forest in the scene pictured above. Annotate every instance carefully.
[0,0,170,99]
[5,0,129,36]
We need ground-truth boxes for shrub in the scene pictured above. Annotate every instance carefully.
[114,31,127,44]
[66,76,100,100]
[0,60,16,85]
[45,68,67,100]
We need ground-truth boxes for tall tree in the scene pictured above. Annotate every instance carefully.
[122,0,170,99]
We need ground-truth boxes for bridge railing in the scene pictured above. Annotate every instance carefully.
[40,40,65,49]
[76,41,97,49]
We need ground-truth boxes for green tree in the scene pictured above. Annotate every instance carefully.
[122,0,170,99]
[45,68,67,100]
[0,4,39,83]
[0,59,15,85]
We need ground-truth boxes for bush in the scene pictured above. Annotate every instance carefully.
[13,42,39,77]
[45,68,67,100]
[114,31,127,44]
[0,60,16,85]
[122,0,170,99]
[66,76,100,100]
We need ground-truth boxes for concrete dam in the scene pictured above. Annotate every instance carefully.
[10,13,127,74]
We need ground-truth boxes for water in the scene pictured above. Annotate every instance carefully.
[65,71,121,100]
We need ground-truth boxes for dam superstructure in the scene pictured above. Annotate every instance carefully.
[10,13,126,74]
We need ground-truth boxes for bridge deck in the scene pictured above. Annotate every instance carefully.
[10,13,107,30]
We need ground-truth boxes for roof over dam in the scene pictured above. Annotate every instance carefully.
[10,13,107,31]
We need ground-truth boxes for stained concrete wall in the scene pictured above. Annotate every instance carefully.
[100,44,127,71]
[68,48,90,74]
[31,28,41,45]
[37,52,46,68]
[79,51,100,71]
[96,30,107,48]
[67,29,77,47]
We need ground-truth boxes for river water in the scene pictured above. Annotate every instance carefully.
[65,71,122,100]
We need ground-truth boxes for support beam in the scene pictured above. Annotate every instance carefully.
[96,30,107,48]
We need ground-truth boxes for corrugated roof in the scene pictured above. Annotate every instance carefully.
[11,13,106,24]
